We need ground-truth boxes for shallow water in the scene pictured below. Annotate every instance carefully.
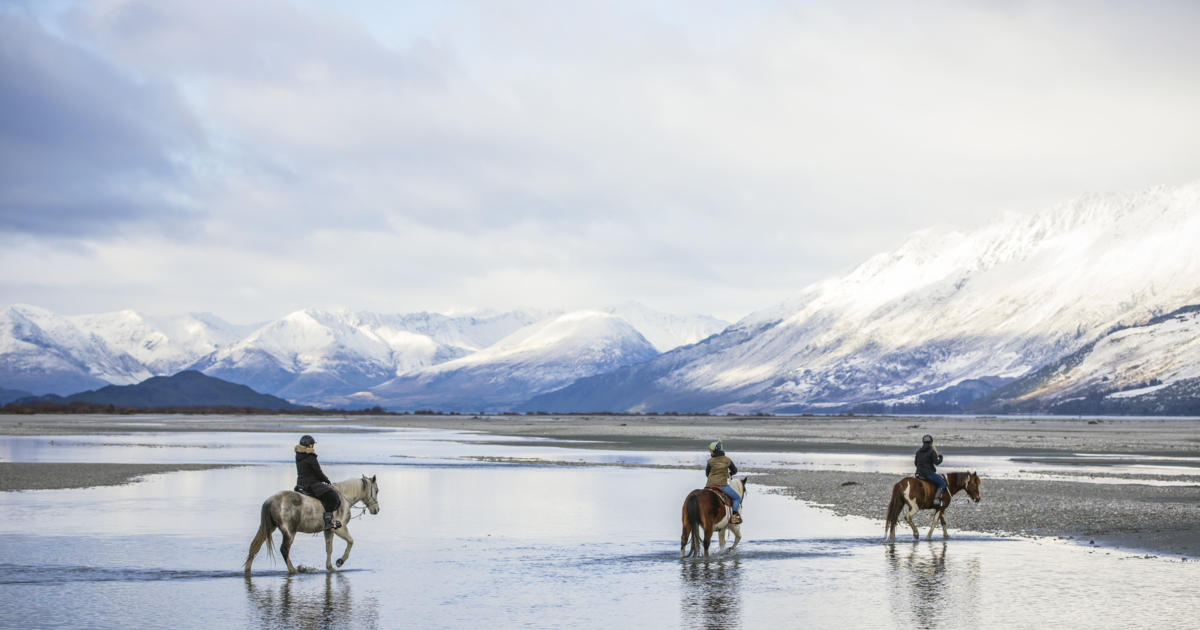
[0,428,1196,629]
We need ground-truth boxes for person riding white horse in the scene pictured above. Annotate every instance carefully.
[295,435,342,530]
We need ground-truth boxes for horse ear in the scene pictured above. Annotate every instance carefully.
[743,476,749,485]
[371,475,376,482]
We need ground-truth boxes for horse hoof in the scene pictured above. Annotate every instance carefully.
[336,558,345,567]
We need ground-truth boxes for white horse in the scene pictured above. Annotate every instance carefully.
[244,475,380,575]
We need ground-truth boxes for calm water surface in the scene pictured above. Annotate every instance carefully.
[0,428,1195,629]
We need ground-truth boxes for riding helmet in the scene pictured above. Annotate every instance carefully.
[922,434,933,444]
[299,435,316,447]
[708,440,722,453]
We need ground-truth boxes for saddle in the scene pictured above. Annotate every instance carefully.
[293,485,316,497]
[704,485,734,508]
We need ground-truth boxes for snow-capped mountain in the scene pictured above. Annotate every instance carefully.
[0,304,150,394]
[604,303,728,352]
[189,308,548,403]
[72,310,257,375]
[344,311,660,411]
[529,181,1200,414]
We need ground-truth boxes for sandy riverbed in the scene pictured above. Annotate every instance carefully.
[1,413,1196,557]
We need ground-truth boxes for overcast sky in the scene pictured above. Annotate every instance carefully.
[2,1,1199,324]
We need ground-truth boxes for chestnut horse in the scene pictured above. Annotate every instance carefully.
[680,477,748,558]
[885,471,980,542]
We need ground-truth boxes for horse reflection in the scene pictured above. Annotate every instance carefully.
[245,572,379,630]
[885,542,980,629]
[679,556,742,629]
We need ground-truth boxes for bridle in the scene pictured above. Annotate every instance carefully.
[348,478,379,521]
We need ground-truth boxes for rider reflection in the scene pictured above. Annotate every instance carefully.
[244,572,379,630]
[679,557,743,629]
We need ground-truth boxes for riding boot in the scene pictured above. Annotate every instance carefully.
[731,511,743,524]
[323,511,340,530]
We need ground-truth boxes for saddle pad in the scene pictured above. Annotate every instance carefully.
[704,486,733,506]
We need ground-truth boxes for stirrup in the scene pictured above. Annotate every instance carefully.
[731,512,743,524]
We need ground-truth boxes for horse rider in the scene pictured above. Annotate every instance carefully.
[705,440,742,524]
[915,434,948,508]
[295,435,342,530]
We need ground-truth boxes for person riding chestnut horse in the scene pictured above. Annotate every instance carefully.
[885,434,982,542]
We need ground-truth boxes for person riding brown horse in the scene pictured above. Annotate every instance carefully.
[914,434,947,508]
[705,440,742,524]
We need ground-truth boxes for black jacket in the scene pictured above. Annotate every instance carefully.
[914,445,942,478]
[296,449,332,488]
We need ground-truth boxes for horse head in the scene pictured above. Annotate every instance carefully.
[965,471,981,503]
[361,474,380,514]
[733,476,749,504]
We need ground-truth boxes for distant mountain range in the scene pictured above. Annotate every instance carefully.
[4,180,1199,415]
[0,302,728,411]
[14,370,305,411]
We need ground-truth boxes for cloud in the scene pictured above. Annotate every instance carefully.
[0,11,201,237]
[3,1,1200,321]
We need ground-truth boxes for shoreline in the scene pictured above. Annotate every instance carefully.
[0,462,236,491]
[1,413,1196,558]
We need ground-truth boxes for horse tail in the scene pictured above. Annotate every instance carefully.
[244,500,276,574]
[885,481,905,534]
[685,493,702,555]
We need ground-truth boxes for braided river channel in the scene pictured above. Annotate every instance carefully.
[0,425,1196,629]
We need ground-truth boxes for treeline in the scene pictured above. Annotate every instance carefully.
[0,401,400,416]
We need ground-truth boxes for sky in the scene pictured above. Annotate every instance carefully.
[2,0,1199,324]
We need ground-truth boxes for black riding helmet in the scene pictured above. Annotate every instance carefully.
[922,434,933,444]
[299,435,316,447]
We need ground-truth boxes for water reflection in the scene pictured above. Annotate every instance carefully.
[885,542,980,629]
[244,573,378,630]
[679,556,742,630]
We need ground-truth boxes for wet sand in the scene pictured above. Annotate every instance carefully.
[1,413,1197,557]
[0,462,234,491]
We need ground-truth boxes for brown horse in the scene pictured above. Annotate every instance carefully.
[885,471,981,542]
[680,477,748,558]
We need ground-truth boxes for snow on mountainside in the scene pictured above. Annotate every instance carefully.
[604,303,728,352]
[349,311,659,411]
[530,181,1200,414]
[71,310,256,375]
[0,304,148,394]
[191,308,546,403]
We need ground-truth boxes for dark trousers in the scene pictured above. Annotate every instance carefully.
[308,483,341,513]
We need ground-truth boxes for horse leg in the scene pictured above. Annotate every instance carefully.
[333,526,354,568]
[702,524,714,558]
[903,503,919,540]
[280,527,297,574]
[939,511,950,539]
[325,530,335,571]
[729,524,741,550]
[680,520,691,558]
[718,527,726,551]
[926,509,944,540]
